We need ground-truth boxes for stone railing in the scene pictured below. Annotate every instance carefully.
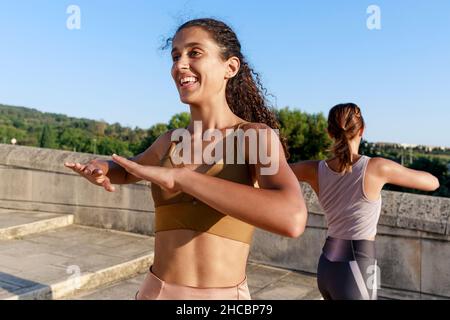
[1,144,449,299]
[250,185,450,299]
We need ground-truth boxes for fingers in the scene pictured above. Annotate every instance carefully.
[75,163,84,170]
[91,168,104,177]
[112,154,138,173]
[64,162,103,177]
[83,164,101,176]
[64,161,116,192]
[111,154,128,165]
[64,162,85,173]
[111,154,147,180]
[102,177,116,192]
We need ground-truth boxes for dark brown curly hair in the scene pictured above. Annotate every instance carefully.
[163,18,289,158]
[327,103,365,173]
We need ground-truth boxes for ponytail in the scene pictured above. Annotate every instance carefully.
[327,103,365,173]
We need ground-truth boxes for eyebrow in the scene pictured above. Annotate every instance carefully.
[171,42,204,54]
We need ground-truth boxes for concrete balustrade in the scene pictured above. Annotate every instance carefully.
[1,143,449,299]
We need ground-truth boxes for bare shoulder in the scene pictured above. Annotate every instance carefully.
[367,157,397,175]
[366,156,412,184]
[241,123,300,190]
[239,122,281,143]
[290,160,320,183]
[299,160,320,169]
[240,122,275,132]
[290,160,320,172]
[368,157,389,165]
[238,122,283,158]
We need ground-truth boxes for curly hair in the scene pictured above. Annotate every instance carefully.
[327,103,365,173]
[163,18,289,158]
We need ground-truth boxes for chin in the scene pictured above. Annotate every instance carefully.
[179,96,193,105]
[179,93,200,105]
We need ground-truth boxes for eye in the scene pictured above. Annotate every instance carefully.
[172,54,180,62]
[189,50,201,58]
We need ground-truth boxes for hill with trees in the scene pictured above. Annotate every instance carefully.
[1,103,448,197]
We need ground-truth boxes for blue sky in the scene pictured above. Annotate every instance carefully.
[1,0,449,147]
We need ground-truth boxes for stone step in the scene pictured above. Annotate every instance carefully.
[0,224,154,300]
[0,208,74,240]
[71,261,323,300]
[69,272,147,300]
[0,209,322,300]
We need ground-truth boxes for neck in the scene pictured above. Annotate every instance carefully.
[188,95,240,131]
[349,139,361,159]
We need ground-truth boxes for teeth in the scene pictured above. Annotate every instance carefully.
[180,76,198,85]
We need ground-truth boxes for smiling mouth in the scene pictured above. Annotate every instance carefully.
[179,76,199,88]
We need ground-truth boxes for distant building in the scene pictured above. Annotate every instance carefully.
[373,142,450,152]
[400,143,418,149]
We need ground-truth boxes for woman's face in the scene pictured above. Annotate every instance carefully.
[171,27,235,105]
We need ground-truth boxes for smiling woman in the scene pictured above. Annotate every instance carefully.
[170,27,238,107]
[64,18,308,300]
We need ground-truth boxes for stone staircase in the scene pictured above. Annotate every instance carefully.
[0,208,323,300]
[0,208,154,300]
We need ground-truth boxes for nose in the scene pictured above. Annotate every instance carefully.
[174,55,190,72]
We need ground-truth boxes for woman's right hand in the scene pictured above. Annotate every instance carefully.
[64,160,116,192]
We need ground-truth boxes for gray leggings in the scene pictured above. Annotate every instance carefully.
[317,237,379,300]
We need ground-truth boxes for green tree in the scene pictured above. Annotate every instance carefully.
[97,136,132,157]
[409,157,447,180]
[58,127,91,152]
[95,121,107,136]
[39,125,57,149]
[168,112,191,129]
[133,111,190,154]
[135,123,169,154]
[12,118,26,129]
[275,107,332,162]
[2,103,449,198]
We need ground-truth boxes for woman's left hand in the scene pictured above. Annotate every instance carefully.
[111,154,183,193]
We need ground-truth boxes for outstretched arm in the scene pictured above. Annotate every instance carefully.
[64,130,174,189]
[374,157,440,191]
[112,124,308,238]
[289,160,319,194]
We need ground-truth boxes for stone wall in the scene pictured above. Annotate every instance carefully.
[250,187,450,299]
[0,144,154,235]
[1,144,449,299]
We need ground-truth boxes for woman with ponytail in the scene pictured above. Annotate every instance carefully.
[64,18,307,300]
[290,103,440,300]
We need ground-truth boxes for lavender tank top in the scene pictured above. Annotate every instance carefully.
[318,155,382,240]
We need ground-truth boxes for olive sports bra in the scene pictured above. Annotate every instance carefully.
[151,122,257,244]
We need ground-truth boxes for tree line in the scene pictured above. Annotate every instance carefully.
[1,103,448,197]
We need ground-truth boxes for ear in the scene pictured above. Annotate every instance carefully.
[225,56,240,79]
[359,127,365,137]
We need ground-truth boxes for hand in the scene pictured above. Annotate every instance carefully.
[64,160,116,192]
[111,154,181,193]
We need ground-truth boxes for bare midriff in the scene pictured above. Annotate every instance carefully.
[151,229,250,288]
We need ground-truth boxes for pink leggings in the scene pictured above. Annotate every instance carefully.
[135,266,251,300]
